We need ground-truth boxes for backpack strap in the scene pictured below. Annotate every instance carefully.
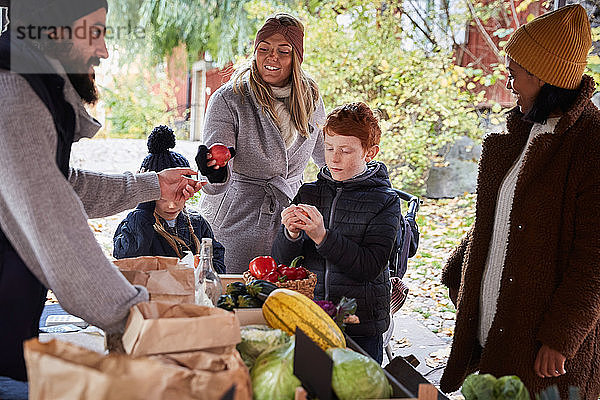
[397,216,412,278]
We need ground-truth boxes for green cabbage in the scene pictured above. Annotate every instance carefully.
[493,375,530,400]
[251,339,300,400]
[326,347,392,399]
[462,373,530,400]
[462,374,497,400]
[236,325,290,369]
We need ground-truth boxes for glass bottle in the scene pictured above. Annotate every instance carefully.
[196,238,223,307]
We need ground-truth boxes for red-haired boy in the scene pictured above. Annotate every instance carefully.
[272,102,401,363]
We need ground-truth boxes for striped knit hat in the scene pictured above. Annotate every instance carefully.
[505,4,591,90]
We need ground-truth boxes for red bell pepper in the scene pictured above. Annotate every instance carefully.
[264,270,282,283]
[278,266,296,281]
[248,256,278,279]
[277,256,308,281]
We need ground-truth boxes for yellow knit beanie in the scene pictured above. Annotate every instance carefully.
[505,4,591,90]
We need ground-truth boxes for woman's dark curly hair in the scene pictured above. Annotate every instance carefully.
[523,83,580,124]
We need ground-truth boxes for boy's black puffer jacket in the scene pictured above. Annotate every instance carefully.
[272,162,401,337]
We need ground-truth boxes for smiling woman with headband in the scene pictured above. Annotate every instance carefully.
[195,13,326,273]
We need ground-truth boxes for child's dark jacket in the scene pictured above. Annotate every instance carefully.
[272,161,401,337]
[113,202,226,273]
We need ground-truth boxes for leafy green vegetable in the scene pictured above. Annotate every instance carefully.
[251,339,300,400]
[326,347,392,399]
[494,376,530,400]
[462,374,497,400]
[236,325,290,369]
[462,373,530,400]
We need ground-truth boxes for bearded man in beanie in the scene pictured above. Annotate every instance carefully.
[0,0,204,384]
[441,5,600,398]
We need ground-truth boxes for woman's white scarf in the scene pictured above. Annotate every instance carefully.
[271,84,297,149]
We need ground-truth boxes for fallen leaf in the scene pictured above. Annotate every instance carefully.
[393,337,412,348]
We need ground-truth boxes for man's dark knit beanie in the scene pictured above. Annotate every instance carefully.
[141,125,190,173]
[13,0,108,26]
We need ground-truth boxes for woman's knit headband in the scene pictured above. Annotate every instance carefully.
[254,18,304,63]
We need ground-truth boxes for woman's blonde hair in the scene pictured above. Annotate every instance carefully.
[232,13,320,138]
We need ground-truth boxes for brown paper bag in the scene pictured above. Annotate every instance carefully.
[114,256,195,304]
[155,349,253,399]
[122,301,241,357]
[25,339,252,400]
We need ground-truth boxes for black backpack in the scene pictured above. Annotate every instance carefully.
[388,189,420,279]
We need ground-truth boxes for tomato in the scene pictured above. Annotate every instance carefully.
[248,256,278,279]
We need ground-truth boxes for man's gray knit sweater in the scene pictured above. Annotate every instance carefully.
[0,62,157,333]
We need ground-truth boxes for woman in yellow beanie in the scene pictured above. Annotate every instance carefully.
[441,4,600,398]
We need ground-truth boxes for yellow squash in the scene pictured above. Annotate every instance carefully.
[262,288,346,350]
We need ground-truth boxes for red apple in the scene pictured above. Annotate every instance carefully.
[295,207,309,225]
[209,144,232,167]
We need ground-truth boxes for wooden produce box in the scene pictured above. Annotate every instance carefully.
[219,273,245,288]
[219,274,266,326]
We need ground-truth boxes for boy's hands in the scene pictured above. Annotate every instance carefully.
[296,204,327,245]
[281,205,304,239]
[281,204,327,244]
[157,168,206,202]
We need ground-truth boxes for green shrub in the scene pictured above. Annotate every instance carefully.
[102,71,177,138]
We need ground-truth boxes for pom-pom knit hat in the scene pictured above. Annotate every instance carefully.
[505,4,591,90]
[140,125,189,173]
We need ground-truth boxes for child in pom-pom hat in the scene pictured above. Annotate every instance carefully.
[113,125,226,273]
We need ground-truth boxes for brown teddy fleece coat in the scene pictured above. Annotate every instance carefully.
[440,75,600,399]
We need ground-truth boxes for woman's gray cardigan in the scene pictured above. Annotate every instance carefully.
[200,80,326,272]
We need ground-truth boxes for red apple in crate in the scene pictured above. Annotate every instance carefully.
[209,144,233,167]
